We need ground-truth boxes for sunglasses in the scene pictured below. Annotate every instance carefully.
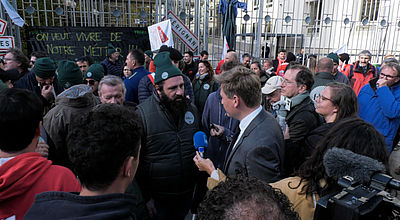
[86,79,95,85]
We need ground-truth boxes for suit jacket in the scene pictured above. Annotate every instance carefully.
[223,109,285,183]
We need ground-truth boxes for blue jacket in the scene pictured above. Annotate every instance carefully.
[124,66,149,104]
[201,88,239,169]
[358,79,400,152]
[334,70,350,85]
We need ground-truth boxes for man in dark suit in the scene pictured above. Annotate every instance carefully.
[194,66,285,184]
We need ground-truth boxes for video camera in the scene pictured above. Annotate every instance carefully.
[314,173,400,219]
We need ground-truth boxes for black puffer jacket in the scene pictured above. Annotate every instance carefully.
[136,94,199,201]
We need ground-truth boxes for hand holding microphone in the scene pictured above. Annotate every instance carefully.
[193,151,215,175]
[193,131,208,158]
[193,131,215,175]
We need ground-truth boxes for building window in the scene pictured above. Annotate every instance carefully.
[306,0,323,33]
[360,0,380,21]
[254,0,259,6]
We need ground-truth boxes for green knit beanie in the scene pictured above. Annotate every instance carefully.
[107,43,118,56]
[327,52,339,64]
[33,57,56,79]
[85,64,104,81]
[57,60,83,89]
[154,52,183,84]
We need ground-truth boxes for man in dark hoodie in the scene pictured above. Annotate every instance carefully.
[25,104,143,220]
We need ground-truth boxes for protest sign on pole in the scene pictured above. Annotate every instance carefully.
[148,20,174,51]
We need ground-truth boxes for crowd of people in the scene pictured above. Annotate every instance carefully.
[0,44,400,220]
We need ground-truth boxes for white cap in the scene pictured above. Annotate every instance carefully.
[261,76,284,95]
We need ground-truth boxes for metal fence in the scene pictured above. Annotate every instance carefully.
[1,0,399,66]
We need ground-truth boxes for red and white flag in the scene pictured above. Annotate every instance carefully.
[221,36,229,60]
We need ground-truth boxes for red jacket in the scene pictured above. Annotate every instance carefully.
[215,60,225,75]
[0,152,81,220]
[341,63,353,77]
[276,61,289,77]
[350,61,376,96]
[273,58,288,77]
[148,60,156,73]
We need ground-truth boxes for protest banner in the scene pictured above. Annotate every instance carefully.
[25,26,150,62]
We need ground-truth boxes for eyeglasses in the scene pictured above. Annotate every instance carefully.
[316,94,332,102]
[86,79,95,85]
[380,73,399,80]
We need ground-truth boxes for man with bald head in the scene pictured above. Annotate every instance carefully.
[215,50,238,74]
[312,57,335,90]
[225,51,238,63]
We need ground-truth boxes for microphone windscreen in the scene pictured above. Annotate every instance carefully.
[323,147,385,184]
[193,131,208,150]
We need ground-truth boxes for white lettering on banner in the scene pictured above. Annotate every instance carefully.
[167,11,198,52]
[0,36,14,50]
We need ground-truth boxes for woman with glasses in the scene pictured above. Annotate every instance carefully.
[305,82,358,151]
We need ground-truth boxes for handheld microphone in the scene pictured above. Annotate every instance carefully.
[323,147,386,185]
[193,131,208,158]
